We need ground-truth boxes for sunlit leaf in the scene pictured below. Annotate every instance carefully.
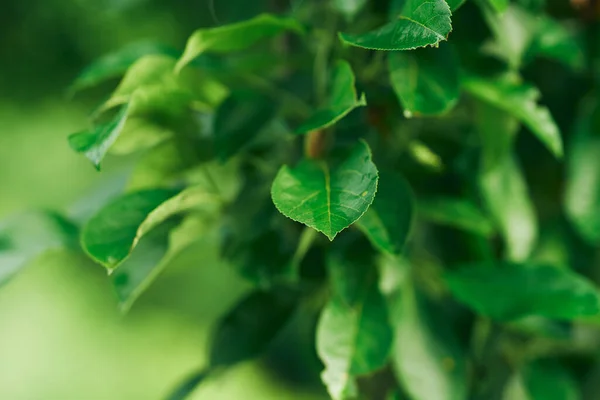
[176,14,304,72]
[357,171,414,254]
[446,262,600,321]
[0,211,78,286]
[389,43,460,116]
[271,140,379,240]
[463,74,563,158]
[418,197,495,237]
[340,0,452,51]
[296,60,366,134]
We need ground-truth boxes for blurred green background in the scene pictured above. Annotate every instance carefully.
[0,1,325,399]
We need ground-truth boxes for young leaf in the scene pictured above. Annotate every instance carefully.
[209,287,297,367]
[389,43,460,116]
[81,187,219,271]
[214,90,276,161]
[446,262,600,321]
[69,41,177,93]
[463,74,563,158]
[176,14,304,72]
[565,99,600,245]
[357,171,414,255]
[0,211,78,286]
[480,153,537,262]
[317,245,392,400]
[271,140,379,240]
[392,282,467,400]
[418,197,495,237]
[296,60,366,135]
[340,0,452,51]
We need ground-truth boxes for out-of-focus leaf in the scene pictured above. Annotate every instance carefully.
[296,61,366,134]
[271,141,379,240]
[445,0,466,11]
[392,280,467,400]
[317,244,392,399]
[389,43,460,116]
[70,41,178,93]
[176,14,304,72]
[528,17,584,70]
[565,99,600,245]
[480,153,537,262]
[486,0,509,13]
[81,187,219,271]
[521,361,580,400]
[209,287,298,367]
[340,0,452,51]
[0,211,78,286]
[476,101,519,172]
[334,0,368,20]
[357,171,414,254]
[165,369,211,400]
[214,90,276,161]
[463,74,563,158]
[446,262,600,321]
[418,197,495,237]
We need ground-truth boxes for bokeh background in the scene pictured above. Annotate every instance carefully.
[0,1,326,399]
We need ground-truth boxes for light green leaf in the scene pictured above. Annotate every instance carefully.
[296,60,366,134]
[69,41,177,93]
[476,101,519,172]
[0,212,78,286]
[317,246,392,399]
[565,98,600,245]
[480,153,537,262]
[214,90,276,160]
[463,74,563,158]
[334,0,368,20]
[176,13,304,72]
[486,0,509,13]
[392,282,467,400]
[271,141,379,240]
[81,187,220,271]
[446,262,600,321]
[357,171,414,254]
[389,43,460,116]
[418,197,495,237]
[340,0,452,51]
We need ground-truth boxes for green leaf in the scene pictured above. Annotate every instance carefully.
[446,262,600,321]
[214,90,276,161]
[486,0,509,13]
[69,41,177,93]
[0,211,78,286]
[334,0,368,20]
[357,171,414,254]
[392,282,467,400]
[444,0,466,11]
[340,0,452,51]
[271,140,379,240]
[81,187,219,270]
[418,197,495,237]
[480,153,537,262]
[209,287,297,367]
[165,369,211,400]
[296,60,366,134]
[389,43,460,116]
[463,74,563,158]
[528,16,584,71]
[476,101,519,172]
[521,361,580,400]
[317,245,393,399]
[176,14,304,72]
[565,98,600,245]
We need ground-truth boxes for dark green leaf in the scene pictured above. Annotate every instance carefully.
[0,211,78,286]
[445,0,466,11]
[70,41,177,93]
[296,60,366,134]
[480,153,537,262]
[176,14,304,72]
[340,0,452,51]
[528,16,584,70]
[463,74,563,158]
[357,171,414,254]
[565,99,600,245]
[389,44,460,116]
[214,90,276,161]
[209,287,297,367]
[522,361,579,400]
[446,262,600,321]
[418,197,495,237]
[271,140,379,240]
